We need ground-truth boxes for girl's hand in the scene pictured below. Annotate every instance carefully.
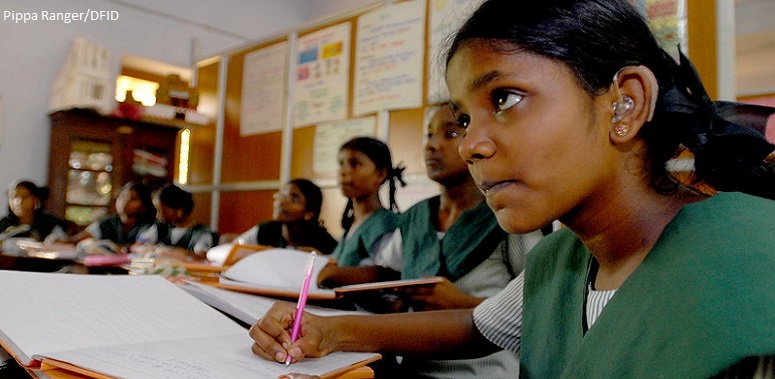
[401,277,484,311]
[249,302,334,364]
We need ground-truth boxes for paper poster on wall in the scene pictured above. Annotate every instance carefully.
[293,23,351,128]
[639,0,687,59]
[353,0,426,116]
[427,0,485,104]
[313,116,376,175]
[240,41,289,136]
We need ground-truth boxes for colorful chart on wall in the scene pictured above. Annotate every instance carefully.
[633,0,688,59]
[293,22,352,128]
[353,0,426,116]
[313,116,376,175]
[240,41,289,136]
[427,0,485,104]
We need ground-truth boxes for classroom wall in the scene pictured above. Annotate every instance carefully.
[0,0,367,197]
[192,0,731,240]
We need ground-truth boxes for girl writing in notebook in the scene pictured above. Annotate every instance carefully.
[133,183,218,261]
[329,137,405,266]
[66,182,156,253]
[250,1,775,378]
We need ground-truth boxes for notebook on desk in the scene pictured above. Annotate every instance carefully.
[0,270,379,379]
[180,281,372,326]
[217,248,446,300]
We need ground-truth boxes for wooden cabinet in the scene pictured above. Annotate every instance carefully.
[47,108,183,226]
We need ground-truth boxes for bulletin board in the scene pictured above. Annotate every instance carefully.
[189,0,721,236]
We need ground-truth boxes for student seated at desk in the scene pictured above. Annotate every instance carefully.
[250,1,775,378]
[318,103,542,378]
[234,179,338,255]
[133,183,218,261]
[330,137,405,266]
[0,180,70,254]
[66,182,156,254]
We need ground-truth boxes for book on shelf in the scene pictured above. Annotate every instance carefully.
[218,248,445,299]
[0,270,379,379]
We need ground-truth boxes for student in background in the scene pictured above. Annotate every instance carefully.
[0,180,69,248]
[250,1,775,378]
[67,182,156,252]
[235,178,338,255]
[320,103,543,378]
[330,136,405,267]
[133,183,218,261]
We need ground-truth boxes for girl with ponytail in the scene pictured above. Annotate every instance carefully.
[331,136,405,267]
[250,1,774,378]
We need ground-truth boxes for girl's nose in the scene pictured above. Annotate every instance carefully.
[458,121,496,164]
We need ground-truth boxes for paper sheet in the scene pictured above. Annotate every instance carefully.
[219,249,337,299]
[0,271,242,365]
[40,333,379,379]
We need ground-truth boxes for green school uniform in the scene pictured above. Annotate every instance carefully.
[521,192,775,379]
[400,196,507,281]
[94,214,152,245]
[332,208,400,267]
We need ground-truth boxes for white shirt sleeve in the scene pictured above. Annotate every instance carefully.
[137,224,159,244]
[85,221,102,240]
[234,226,259,246]
[191,232,215,255]
[370,230,403,271]
[473,272,524,354]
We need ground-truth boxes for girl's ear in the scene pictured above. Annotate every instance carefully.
[607,65,658,143]
[303,211,316,221]
[376,167,389,186]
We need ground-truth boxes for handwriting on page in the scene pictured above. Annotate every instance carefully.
[41,333,377,378]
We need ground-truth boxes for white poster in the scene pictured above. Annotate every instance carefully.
[240,42,289,135]
[353,0,426,116]
[427,0,484,103]
[313,117,376,175]
[293,23,351,127]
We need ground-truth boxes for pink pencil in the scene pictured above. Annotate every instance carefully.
[286,251,316,365]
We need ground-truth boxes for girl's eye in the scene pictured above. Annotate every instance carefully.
[494,90,523,113]
[456,113,470,128]
[445,131,460,139]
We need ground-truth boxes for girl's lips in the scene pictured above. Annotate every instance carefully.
[478,180,515,196]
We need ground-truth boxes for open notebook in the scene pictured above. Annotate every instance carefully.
[0,270,379,379]
[180,281,373,326]
[218,248,445,300]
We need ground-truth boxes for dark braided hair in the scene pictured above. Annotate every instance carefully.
[155,183,194,216]
[339,137,406,230]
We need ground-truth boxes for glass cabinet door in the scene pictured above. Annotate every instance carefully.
[65,140,113,225]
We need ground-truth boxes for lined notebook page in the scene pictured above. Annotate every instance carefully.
[40,333,379,379]
[0,270,242,366]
